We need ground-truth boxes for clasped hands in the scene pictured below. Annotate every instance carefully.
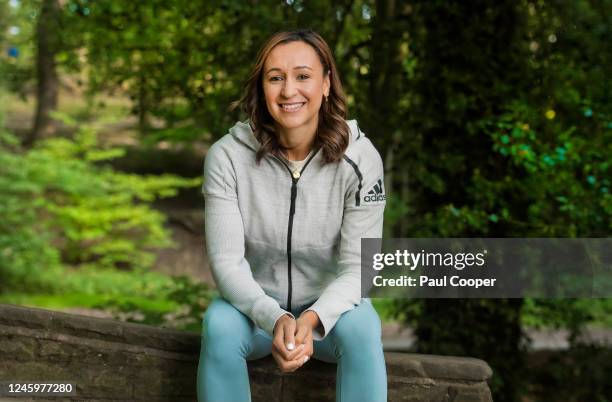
[272,310,320,373]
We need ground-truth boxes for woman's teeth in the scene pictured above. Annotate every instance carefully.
[280,102,305,112]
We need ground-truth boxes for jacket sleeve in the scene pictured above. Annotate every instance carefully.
[303,141,386,340]
[203,142,294,336]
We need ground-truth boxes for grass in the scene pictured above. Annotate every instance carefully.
[0,261,212,330]
[0,292,178,313]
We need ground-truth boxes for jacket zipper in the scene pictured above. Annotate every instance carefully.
[274,150,319,313]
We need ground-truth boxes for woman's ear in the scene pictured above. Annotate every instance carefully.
[323,72,331,97]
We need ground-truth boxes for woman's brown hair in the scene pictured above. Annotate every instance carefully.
[231,28,350,164]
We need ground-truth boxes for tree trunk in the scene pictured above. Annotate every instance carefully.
[367,0,403,155]
[137,71,149,134]
[361,0,407,237]
[25,0,61,147]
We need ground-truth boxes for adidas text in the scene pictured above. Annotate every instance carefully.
[364,194,387,202]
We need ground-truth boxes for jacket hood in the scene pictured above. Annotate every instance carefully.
[230,119,365,153]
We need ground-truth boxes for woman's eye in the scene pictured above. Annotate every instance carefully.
[268,75,309,82]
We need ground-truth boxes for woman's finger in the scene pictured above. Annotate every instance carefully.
[294,323,309,346]
[279,351,310,373]
[271,344,299,373]
[273,323,285,352]
[287,343,308,362]
[274,339,303,363]
[284,342,305,361]
[272,345,294,373]
[286,331,314,367]
[282,320,297,359]
[296,331,314,365]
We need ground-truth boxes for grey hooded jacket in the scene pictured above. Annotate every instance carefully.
[202,119,385,340]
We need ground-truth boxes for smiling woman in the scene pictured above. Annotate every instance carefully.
[233,29,351,166]
[262,41,330,160]
[197,29,387,402]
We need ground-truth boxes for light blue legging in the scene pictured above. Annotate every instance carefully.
[197,297,387,402]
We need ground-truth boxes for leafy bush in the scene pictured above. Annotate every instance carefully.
[529,343,612,402]
[0,119,200,293]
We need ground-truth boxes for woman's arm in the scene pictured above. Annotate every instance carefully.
[303,139,386,340]
[203,141,294,336]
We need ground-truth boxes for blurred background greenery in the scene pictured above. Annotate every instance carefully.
[0,0,610,401]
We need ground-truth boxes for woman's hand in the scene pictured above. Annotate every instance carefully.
[272,312,318,373]
[294,311,317,364]
[272,314,306,373]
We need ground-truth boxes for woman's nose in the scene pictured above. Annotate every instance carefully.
[281,77,297,98]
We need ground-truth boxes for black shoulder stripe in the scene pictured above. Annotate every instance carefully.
[343,155,363,206]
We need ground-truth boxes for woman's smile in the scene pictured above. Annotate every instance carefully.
[279,102,306,112]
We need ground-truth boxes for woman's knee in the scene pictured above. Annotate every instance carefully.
[202,298,252,346]
[332,301,382,347]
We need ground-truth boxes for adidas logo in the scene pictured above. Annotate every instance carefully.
[363,179,386,202]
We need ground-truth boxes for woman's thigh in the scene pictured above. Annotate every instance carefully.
[247,326,273,360]
[202,297,273,360]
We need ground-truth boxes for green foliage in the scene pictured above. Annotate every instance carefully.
[0,0,37,97]
[476,99,611,237]
[61,0,257,135]
[0,271,217,332]
[0,291,176,310]
[55,0,377,139]
[91,275,216,331]
[0,120,199,292]
[0,114,211,330]
[164,275,218,332]
[371,1,611,400]
[522,298,612,334]
[0,1,8,43]
[530,343,612,402]
[143,124,211,146]
[0,130,63,293]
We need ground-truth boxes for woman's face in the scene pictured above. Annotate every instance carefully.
[262,41,330,134]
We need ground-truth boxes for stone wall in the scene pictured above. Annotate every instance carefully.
[0,304,492,401]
